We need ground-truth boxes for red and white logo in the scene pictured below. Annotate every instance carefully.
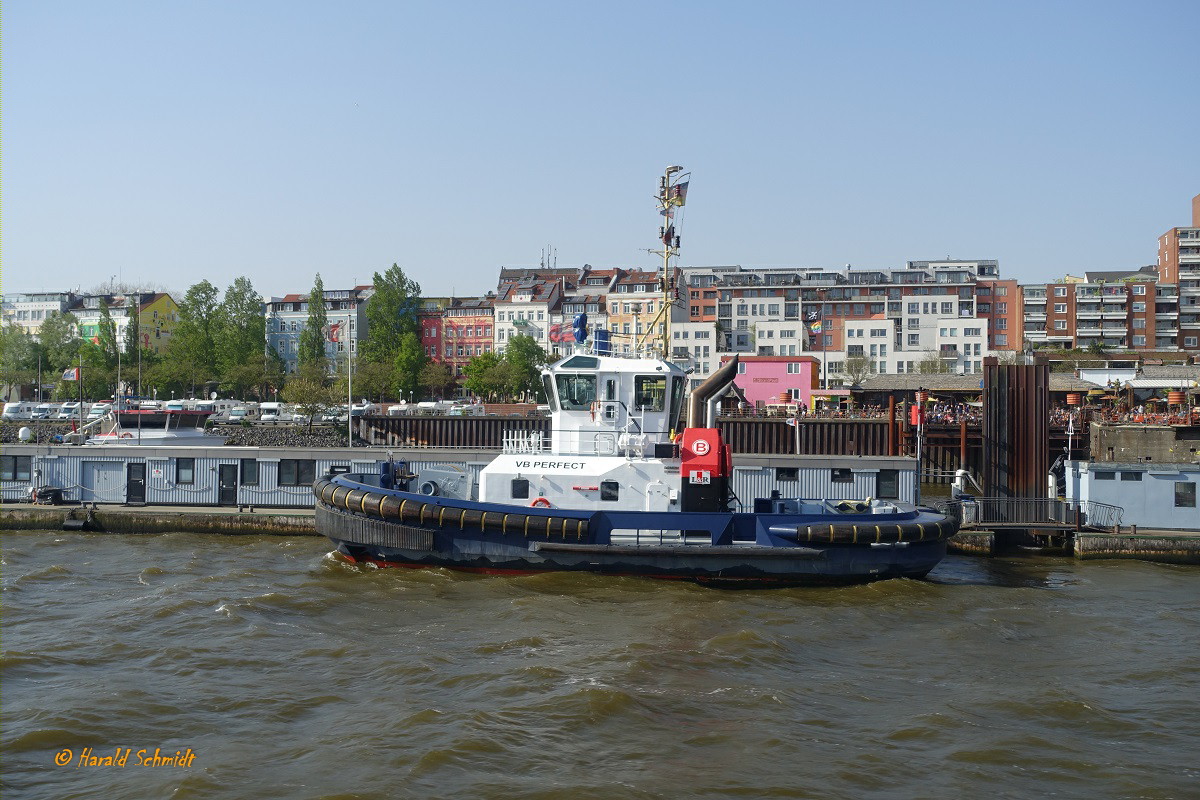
[693,439,710,456]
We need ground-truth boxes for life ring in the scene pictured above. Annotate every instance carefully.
[120,432,133,439]
[530,497,552,508]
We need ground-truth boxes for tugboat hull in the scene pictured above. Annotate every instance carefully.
[314,479,954,588]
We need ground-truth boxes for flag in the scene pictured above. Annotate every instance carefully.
[62,367,80,381]
[806,309,820,321]
[327,322,342,343]
[670,180,689,206]
[548,324,562,343]
[809,321,823,334]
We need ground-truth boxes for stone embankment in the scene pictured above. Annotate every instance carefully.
[0,421,74,444]
[210,424,365,448]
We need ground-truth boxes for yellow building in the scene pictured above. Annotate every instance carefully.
[71,292,179,354]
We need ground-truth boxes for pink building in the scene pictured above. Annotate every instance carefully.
[724,355,820,408]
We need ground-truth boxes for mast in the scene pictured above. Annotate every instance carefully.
[645,165,689,359]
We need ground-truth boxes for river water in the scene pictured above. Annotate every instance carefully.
[2,530,1197,800]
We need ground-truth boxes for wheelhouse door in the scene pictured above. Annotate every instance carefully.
[218,464,238,506]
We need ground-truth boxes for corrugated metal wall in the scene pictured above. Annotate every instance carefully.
[1,445,915,508]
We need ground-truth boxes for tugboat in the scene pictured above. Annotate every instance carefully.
[313,168,957,587]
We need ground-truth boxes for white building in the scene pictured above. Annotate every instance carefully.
[266,286,374,374]
[2,292,76,336]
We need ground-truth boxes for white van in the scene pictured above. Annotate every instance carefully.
[226,407,249,422]
[87,403,113,420]
[32,403,58,419]
[259,401,284,422]
[2,402,37,421]
[58,401,83,419]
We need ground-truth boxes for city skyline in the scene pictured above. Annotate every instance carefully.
[4,2,1198,298]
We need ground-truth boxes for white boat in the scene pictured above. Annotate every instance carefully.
[83,408,226,446]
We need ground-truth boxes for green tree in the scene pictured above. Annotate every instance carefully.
[281,374,333,429]
[917,352,948,375]
[122,309,141,361]
[166,280,222,394]
[37,311,82,371]
[843,354,873,386]
[360,263,422,363]
[419,361,455,399]
[0,325,36,399]
[298,274,329,376]
[503,335,549,400]
[392,332,427,400]
[216,277,267,392]
[97,299,119,368]
[333,354,394,403]
[463,351,515,402]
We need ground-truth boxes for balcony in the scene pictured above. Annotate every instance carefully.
[1101,294,1127,303]
[1023,293,1047,302]
[938,346,960,359]
[1076,305,1103,317]
[1024,310,1047,321]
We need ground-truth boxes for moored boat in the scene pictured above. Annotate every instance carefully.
[313,167,957,586]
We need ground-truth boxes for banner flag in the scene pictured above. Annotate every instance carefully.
[62,367,80,381]
[670,181,689,206]
[809,321,823,333]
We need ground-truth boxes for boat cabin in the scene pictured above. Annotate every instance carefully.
[538,353,688,456]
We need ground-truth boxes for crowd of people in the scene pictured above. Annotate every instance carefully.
[723,398,1200,427]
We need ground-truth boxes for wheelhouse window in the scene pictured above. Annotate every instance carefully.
[877,469,899,499]
[540,374,558,411]
[511,478,530,499]
[775,467,799,482]
[556,374,596,410]
[280,459,316,486]
[831,468,853,484]
[634,376,666,412]
[669,376,686,432]
[240,458,259,486]
[176,458,195,485]
[0,455,31,481]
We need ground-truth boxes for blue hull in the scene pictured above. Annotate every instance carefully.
[313,475,955,588]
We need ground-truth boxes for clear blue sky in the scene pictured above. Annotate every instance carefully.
[4,1,1198,301]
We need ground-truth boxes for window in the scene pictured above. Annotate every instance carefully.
[831,468,853,484]
[1132,302,1146,313]
[1186,337,1198,347]
[600,480,620,501]
[1054,304,1067,313]
[0,455,31,481]
[995,334,1008,346]
[1054,287,1067,297]
[279,459,316,486]
[555,374,596,410]
[634,376,667,411]
[776,467,798,482]
[1054,320,1067,330]
[176,457,195,485]
[1119,472,1142,481]
[1094,471,1115,480]
[511,478,530,499]
[240,459,259,486]
[1175,482,1196,508]
[1133,285,1146,295]
[877,469,899,499]
[786,363,803,374]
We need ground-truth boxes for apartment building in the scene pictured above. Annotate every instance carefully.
[1,292,77,336]
[1021,267,1172,351]
[492,278,562,354]
[440,296,494,379]
[1158,193,1200,351]
[68,292,180,354]
[605,269,683,355]
[418,297,451,362]
[681,260,1008,383]
[265,286,373,374]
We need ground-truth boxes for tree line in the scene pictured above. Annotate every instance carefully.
[1,264,550,406]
